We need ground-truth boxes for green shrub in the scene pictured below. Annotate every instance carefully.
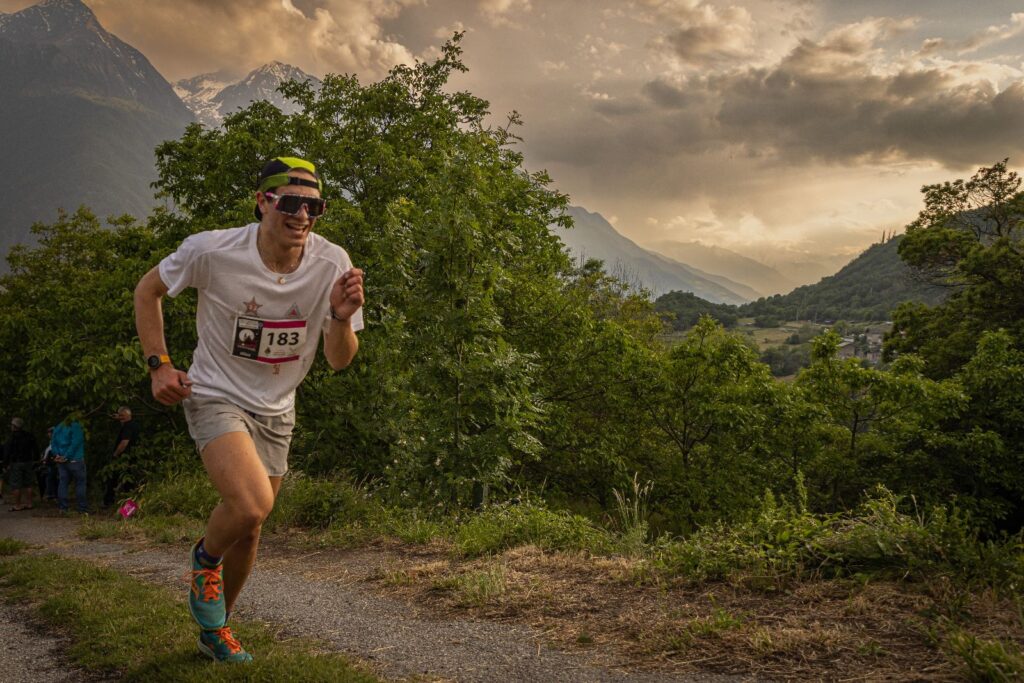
[267,473,378,530]
[0,537,28,556]
[652,485,1023,587]
[945,628,1024,682]
[137,470,219,520]
[455,500,615,557]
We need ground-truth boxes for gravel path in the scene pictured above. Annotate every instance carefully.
[0,508,746,682]
[0,601,107,683]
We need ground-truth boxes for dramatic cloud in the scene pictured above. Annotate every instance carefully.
[83,0,418,80]
[477,0,531,27]
[645,1,757,66]
[640,17,1024,168]
[920,12,1024,56]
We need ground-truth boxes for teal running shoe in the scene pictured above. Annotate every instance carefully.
[198,627,253,664]
[188,539,225,630]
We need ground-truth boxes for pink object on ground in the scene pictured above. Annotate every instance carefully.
[118,499,139,519]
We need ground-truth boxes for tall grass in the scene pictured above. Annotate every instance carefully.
[651,485,1024,587]
[612,474,653,557]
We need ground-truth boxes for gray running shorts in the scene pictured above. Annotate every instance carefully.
[182,395,295,477]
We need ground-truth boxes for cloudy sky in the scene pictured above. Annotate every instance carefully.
[4,0,1024,268]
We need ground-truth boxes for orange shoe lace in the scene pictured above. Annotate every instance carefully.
[211,626,243,655]
[191,567,223,603]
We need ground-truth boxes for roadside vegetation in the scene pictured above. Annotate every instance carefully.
[1,36,1022,680]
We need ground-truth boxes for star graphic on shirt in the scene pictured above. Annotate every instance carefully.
[243,297,263,315]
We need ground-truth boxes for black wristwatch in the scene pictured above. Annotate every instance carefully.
[146,354,171,370]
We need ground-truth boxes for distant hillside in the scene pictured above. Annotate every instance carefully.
[647,240,797,297]
[554,207,755,304]
[736,236,947,322]
[654,291,739,330]
[0,0,193,260]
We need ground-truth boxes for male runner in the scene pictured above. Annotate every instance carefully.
[134,156,364,663]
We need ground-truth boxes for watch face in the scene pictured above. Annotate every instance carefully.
[147,355,161,369]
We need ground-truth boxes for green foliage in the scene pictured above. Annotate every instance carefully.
[267,472,378,530]
[652,486,1022,586]
[455,500,615,557]
[612,474,654,556]
[138,469,220,520]
[0,537,28,556]
[889,160,1024,377]
[945,628,1024,682]
[153,36,569,505]
[795,331,964,512]
[759,343,811,377]
[632,316,789,530]
[653,290,738,329]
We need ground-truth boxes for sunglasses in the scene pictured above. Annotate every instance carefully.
[262,192,327,217]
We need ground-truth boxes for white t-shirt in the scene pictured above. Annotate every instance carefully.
[159,223,364,415]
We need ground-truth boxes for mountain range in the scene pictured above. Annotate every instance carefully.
[644,240,798,298]
[0,0,191,259]
[555,207,760,304]
[174,62,321,128]
[0,0,320,263]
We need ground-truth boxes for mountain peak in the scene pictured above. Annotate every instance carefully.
[1,0,101,38]
[244,61,311,82]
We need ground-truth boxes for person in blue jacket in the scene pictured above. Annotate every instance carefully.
[52,412,87,513]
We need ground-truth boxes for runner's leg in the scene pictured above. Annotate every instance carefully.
[222,475,282,615]
[199,431,275,560]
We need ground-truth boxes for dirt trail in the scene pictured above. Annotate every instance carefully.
[0,509,743,682]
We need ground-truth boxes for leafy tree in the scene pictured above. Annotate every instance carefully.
[888,160,1024,377]
[653,290,738,329]
[796,331,962,511]
[631,317,789,530]
[0,208,197,482]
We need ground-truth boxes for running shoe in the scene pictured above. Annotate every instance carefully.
[198,626,253,663]
[188,539,226,630]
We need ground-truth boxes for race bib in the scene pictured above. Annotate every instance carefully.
[232,316,308,364]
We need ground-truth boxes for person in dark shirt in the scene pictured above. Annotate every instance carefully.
[103,406,139,507]
[6,417,39,511]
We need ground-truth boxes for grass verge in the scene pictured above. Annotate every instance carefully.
[0,553,380,682]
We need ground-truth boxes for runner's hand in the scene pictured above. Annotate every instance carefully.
[150,365,192,405]
[329,267,364,322]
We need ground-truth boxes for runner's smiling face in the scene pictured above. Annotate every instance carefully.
[256,170,322,251]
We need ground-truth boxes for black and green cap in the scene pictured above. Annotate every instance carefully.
[255,156,323,220]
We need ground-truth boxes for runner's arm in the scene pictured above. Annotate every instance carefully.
[324,317,359,370]
[134,266,193,405]
[324,268,363,370]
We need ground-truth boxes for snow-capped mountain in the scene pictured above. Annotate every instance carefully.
[173,71,233,127]
[175,62,321,127]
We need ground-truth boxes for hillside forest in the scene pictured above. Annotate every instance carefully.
[1,39,1022,554]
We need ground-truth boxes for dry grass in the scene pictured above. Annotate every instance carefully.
[333,541,1024,681]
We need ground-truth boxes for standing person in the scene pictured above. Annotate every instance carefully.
[133,156,364,663]
[5,417,39,511]
[103,406,139,507]
[41,427,58,501]
[52,412,87,513]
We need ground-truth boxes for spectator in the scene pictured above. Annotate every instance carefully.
[5,417,39,511]
[52,412,87,514]
[103,406,139,507]
[40,426,57,500]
